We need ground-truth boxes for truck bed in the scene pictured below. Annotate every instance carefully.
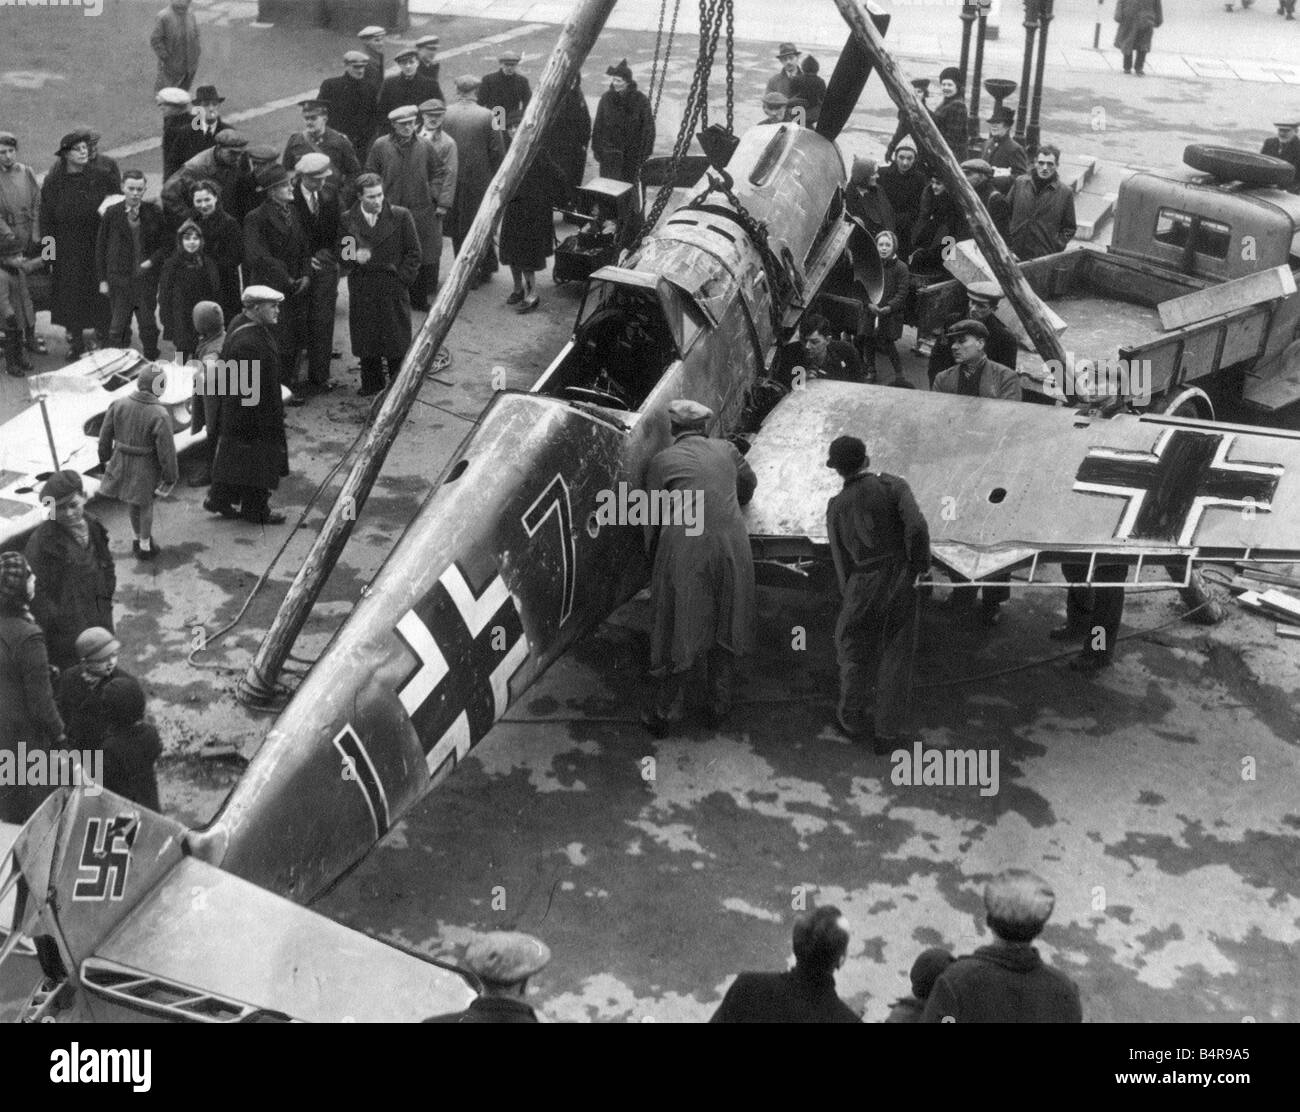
[1017,295,1164,379]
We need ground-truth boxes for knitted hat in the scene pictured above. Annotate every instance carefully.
[39,469,83,504]
[100,675,146,728]
[192,300,224,335]
[850,157,877,185]
[0,551,31,607]
[75,626,120,662]
[136,362,165,396]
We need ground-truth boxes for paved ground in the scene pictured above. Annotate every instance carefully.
[1,2,1299,1023]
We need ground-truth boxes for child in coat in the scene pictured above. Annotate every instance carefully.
[158,218,221,362]
[97,361,179,559]
[98,674,162,811]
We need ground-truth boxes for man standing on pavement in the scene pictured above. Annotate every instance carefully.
[204,285,290,526]
[415,35,442,89]
[150,0,200,92]
[95,170,168,361]
[424,933,551,1024]
[1262,121,1300,193]
[158,87,196,180]
[766,43,802,98]
[367,104,454,312]
[376,48,443,143]
[826,435,930,752]
[318,52,381,162]
[591,61,655,190]
[642,400,757,735]
[922,869,1082,1022]
[169,85,230,174]
[338,174,421,397]
[442,76,504,288]
[479,50,532,142]
[417,98,459,297]
[1006,144,1077,261]
[291,154,341,396]
[980,107,1029,180]
[0,131,46,370]
[357,26,387,96]
[243,163,311,398]
[283,100,362,207]
[711,906,860,1023]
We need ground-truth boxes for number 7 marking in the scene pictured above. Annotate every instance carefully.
[522,475,576,626]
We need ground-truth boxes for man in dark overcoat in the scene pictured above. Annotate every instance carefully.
[1005,144,1077,261]
[339,174,421,396]
[591,60,655,188]
[318,52,380,161]
[169,85,230,175]
[204,285,290,525]
[1113,0,1162,76]
[550,74,592,213]
[243,163,311,392]
[442,76,504,286]
[291,153,342,395]
[375,48,443,143]
[160,130,252,223]
[479,50,532,142]
[641,400,757,735]
[95,170,169,360]
[283,100,363,207]
[415,35,442,87]
[150,0,201,91]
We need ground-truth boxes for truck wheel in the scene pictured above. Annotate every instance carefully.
[1182,144,1297,189]
[1158,386,1214,421]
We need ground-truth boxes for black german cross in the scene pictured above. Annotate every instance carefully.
[1074,429,1282,544]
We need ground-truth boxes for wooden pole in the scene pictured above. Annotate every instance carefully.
[828,0,1069,377]
[240,0,620,704]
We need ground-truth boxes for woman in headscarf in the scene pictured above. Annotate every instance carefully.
[0,552,65,823]
[38,133,114,360]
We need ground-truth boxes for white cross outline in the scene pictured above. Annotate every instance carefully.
[1073,429,1283,546]
[329,723,390,840]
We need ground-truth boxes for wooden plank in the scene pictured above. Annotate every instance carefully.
[1277,624,1300,639]
[1158,265,1296,331]
[1259,588,1300,621]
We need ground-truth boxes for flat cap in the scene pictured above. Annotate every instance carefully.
[826,435,867,471]
[668,398,712,427]
[419,98,446,114]
[246,144,279,162]
[387,105,419,123]
[213,130,249,149]
[960,157,994,176]
[156,87,192,108]
[358,25,385,38]
[40,469,84,503]
[762,91,789,109]
[1273,121,1299,129]
[964,280,1003,302]
[776,42,800,58]
[299,98,330,113]
[464,932,551,986]
[255,162,289,188]
[984,869,1055,927]
[343,50,370,64]
[242,284,284,305]
[498,49,522,63]
[394,46,418,62]
[946,318,989,341]
[0,131,17,148]
[295,152,331,175]
[415,34,440,48]
[455,74,481,93]
[75,627,120,663]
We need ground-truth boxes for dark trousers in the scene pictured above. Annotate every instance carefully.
[1122,50,1149,73]
[449,220,497,275]
[1062,562,1127,660]
[859,335,903,381]
[209,481,270,519]
[947,572,1011,612]
[410,263,439,307]
[107,276,160,358]
[835,559,918,738]
[305,263,338,386]
[359,355,402,393]
[650,645,737,724]
[278,288,309,384]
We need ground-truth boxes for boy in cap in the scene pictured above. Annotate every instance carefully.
[56,627,133,749]
[766,42,802,99]
[922,869,1082,1022]
[97,361,179,559]
[318,53,380,160]
[424,932,551,1023]
[479,50,531,143]
[826,435,930,750]
[933,66,969,157]
[98,674,162,811]
[885,947,955,1022]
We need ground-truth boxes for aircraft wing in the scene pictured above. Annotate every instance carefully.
[744,382,1300,580]
[5,789,475,1023]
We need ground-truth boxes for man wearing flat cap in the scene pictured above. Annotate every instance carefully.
[24,470,116,671]
[206,285,290,524]
[933,65,970,157]
[424,932,552,1023]
[284,100,362,205]
[150,0,200,92]
[243,164,311,396]
[959,157,1009,239]
[318,53,381,161]
[479,51,532,145]
[826,435,929,750]
[928,280,1018,388]
[0,131,46,370]
[376,49,443,142]
[357,26,387,95]
[443,77,504,286]
[367,104,456,311]
[161,130,255,224]
[1262,122,1300,193]
[157,87,196,179]
[291,153,342,395]
[766,43,802,99]
[641,400,757,735]
[416,35,441,86]
[932,318,1021,401]
[592,61,655,188]
[922,869,1082,1022]
[760,91,789,125]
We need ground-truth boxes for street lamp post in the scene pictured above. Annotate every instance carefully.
[1027,0,1055,152]
[959,1,977,89]
[1015,0,1039,145]
[968,0,992,154]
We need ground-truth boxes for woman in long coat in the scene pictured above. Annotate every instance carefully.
[499,149,565,313]
[97,362,179,559]
[39,134,113,359]
[1114,0,1163,75]
[550,75,592,208]
[591,61,656,186]
[0,552,65,824]
[188,179,244,320]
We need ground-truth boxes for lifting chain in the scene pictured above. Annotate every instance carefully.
[648,0,683,121]
[724,0,734,133]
